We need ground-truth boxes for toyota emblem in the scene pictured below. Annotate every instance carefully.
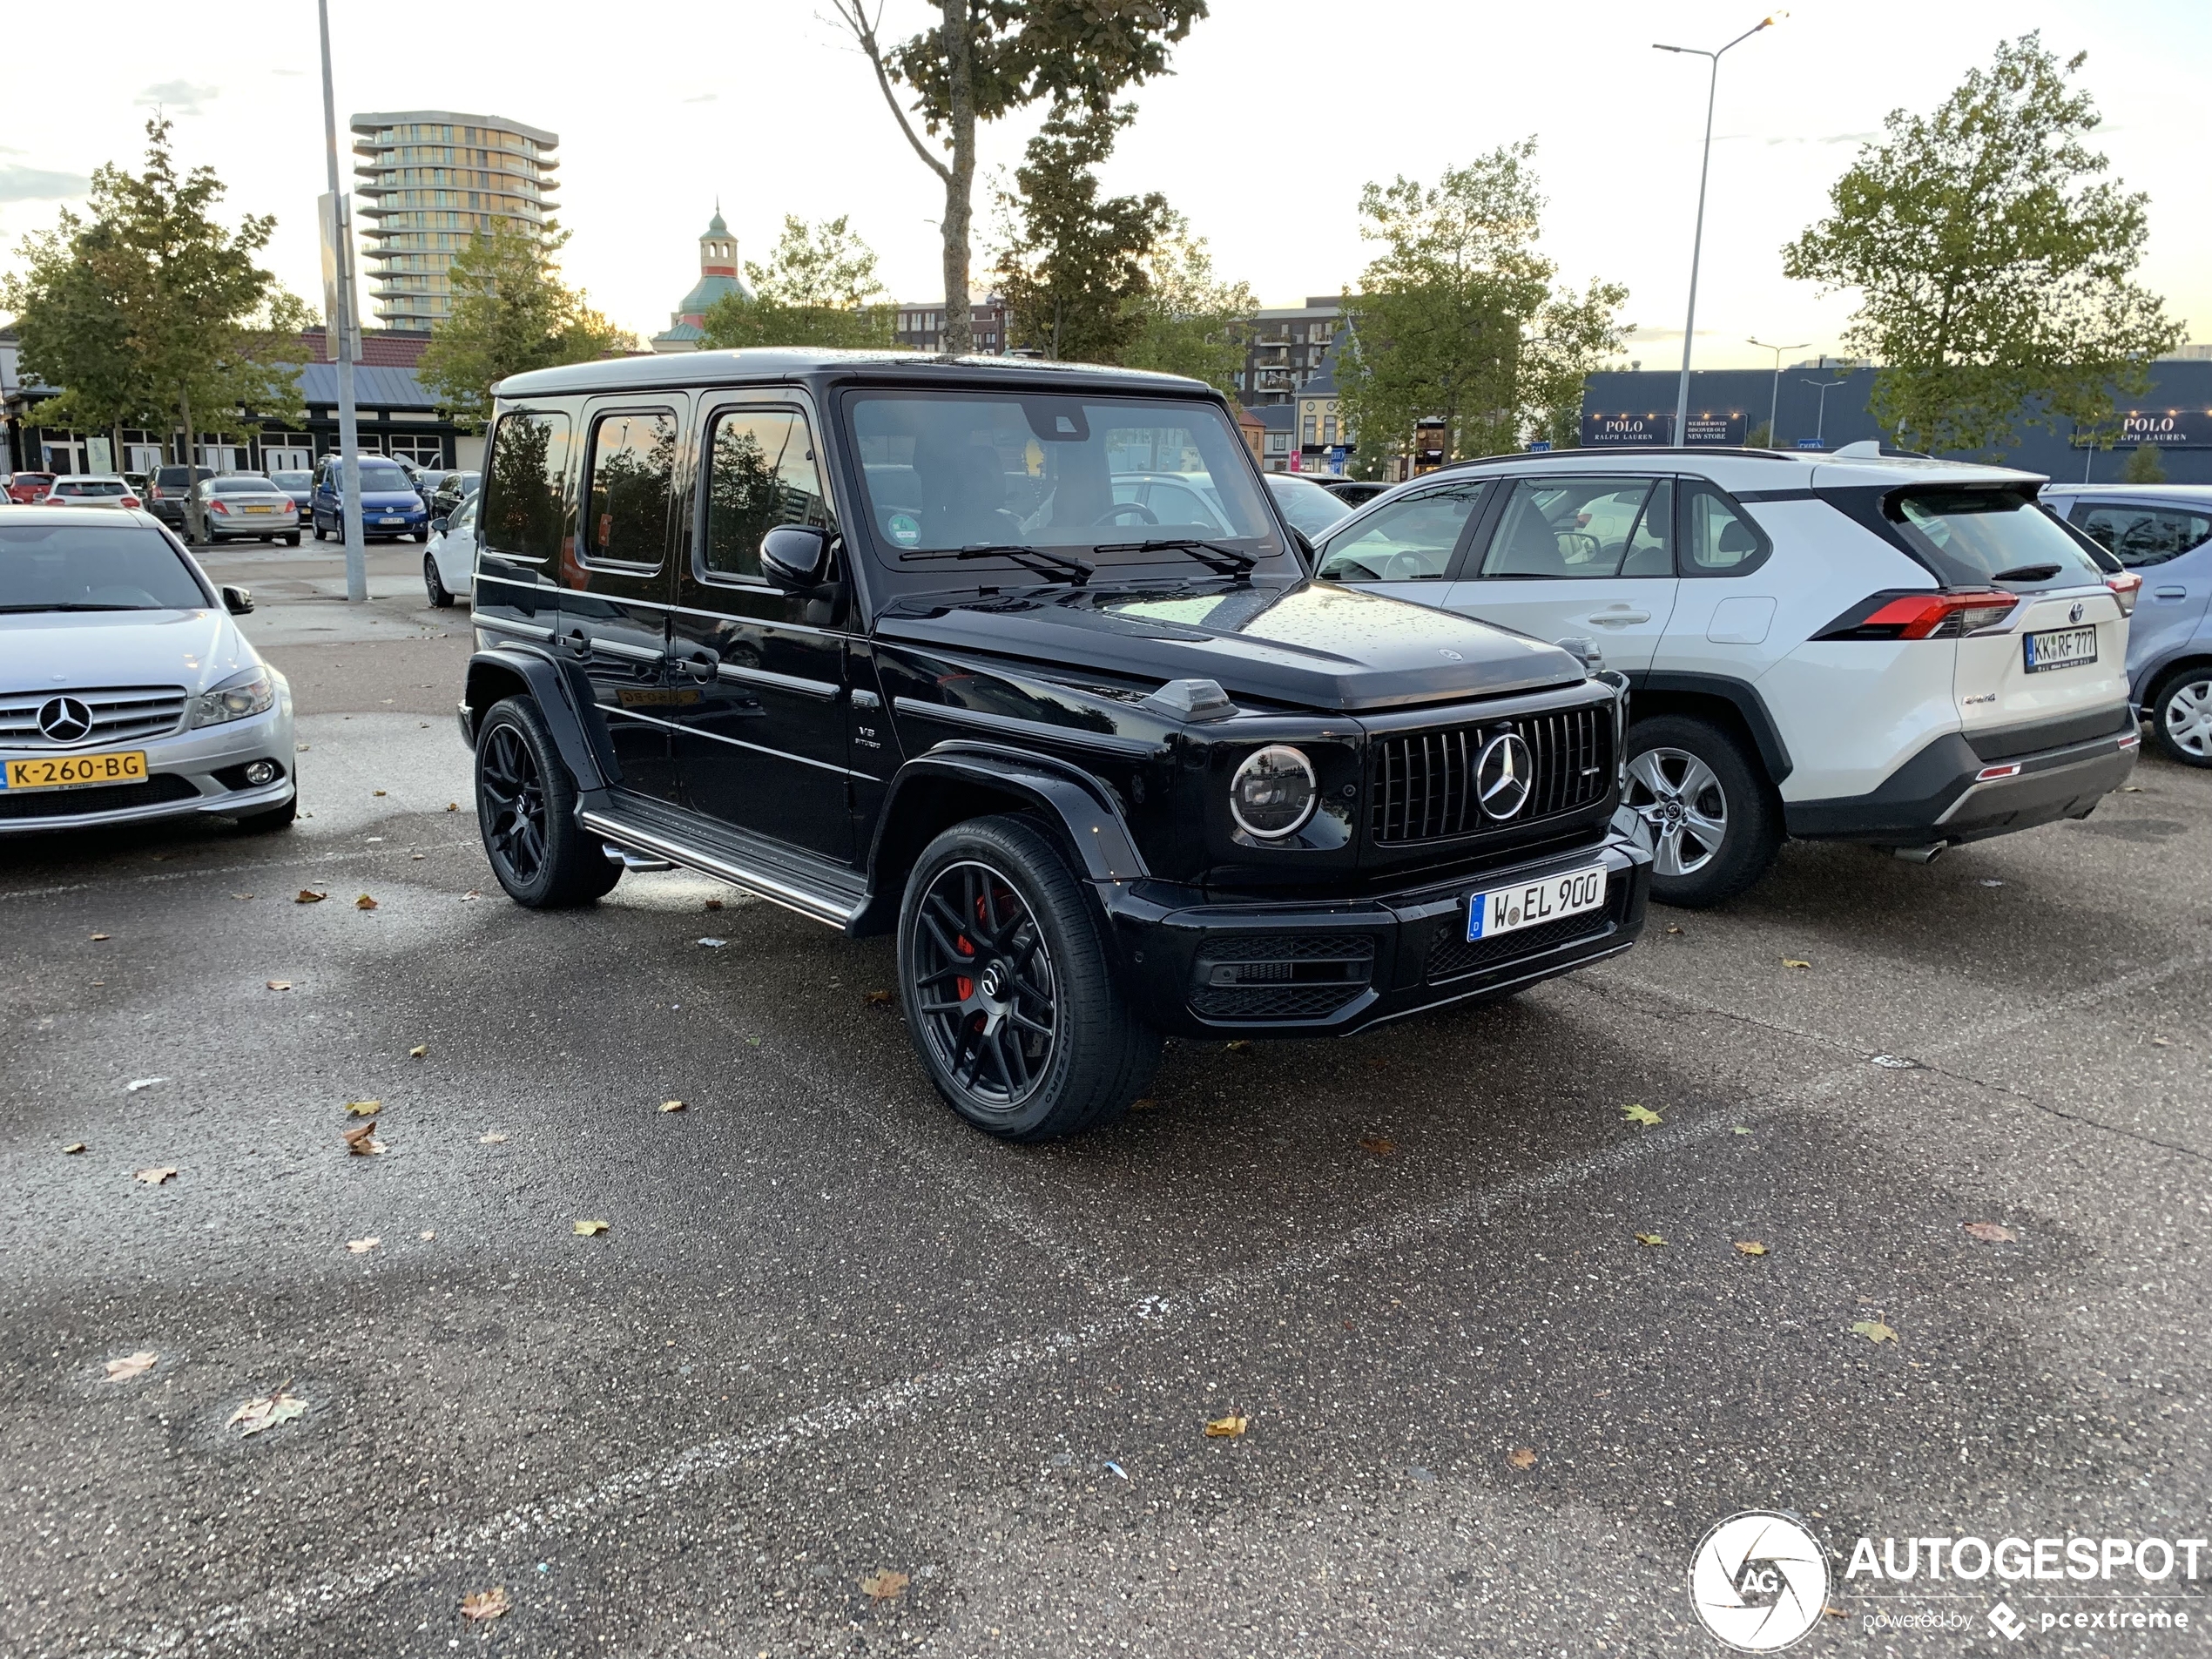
[2068,601,2085,624]
[37,695,95,744]
[1475,731,1534,819]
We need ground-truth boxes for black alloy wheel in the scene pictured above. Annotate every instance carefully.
[473,698,619,907]
[423,550,453,607]
[910,858,1061,1111]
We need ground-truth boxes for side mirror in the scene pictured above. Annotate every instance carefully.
[759,524,830,590]
[221,585,254,616]
[430,516,449,534]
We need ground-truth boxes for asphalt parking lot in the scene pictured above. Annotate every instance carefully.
[5,546,2209,1658]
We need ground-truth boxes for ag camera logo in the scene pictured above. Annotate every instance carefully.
[1689,1511,1831,1651]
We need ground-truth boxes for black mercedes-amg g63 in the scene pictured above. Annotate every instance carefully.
[456,350,1651,1140]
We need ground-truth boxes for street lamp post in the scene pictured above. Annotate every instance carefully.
[1748,337,1809,448]
[1802,371,1848,448]
[1656,15,1779,447]
[316,0,368,603]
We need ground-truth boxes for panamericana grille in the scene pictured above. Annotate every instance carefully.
[0,686,189,750]
[1369,705,1613,846]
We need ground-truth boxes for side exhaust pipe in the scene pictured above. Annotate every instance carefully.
[1891,843,1946,865]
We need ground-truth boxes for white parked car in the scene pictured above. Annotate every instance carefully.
[0,508,296,834]
[192,475,302,545]
[1312,442,2141,904]
[421,491,477,608]
[41,474,142,509]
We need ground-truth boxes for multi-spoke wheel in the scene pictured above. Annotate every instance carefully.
[1623,716,1779,907]
[423,550,454,608]
[473,698,620,907]
[2151,670,2212,767]
[897,816,1159,1142]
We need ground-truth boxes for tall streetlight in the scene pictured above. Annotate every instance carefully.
[1748,336,1808,447]
[316,0,367,602]
[1655,15,1780,446]
[1802,371,1849,448]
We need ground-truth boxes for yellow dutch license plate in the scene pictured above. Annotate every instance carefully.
[245,504,273,514]
[5,750,149,790]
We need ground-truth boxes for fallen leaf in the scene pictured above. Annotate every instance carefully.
[133,1166,178,1185]
[1621,1103,1662,1127]
[703,897,724,911]
[860,1570,909,1602]
[2121,785,2143,792]
[1129,1096,1159,1112]
[354,894,378,911]
[344,1100,382,1117]
[697,936,728,948]
[125,1076,165,1092]
[2151,1036,2172,1048]
[294,890,327,905]
[411,853,425,860]
[1782,958,1811,970]
[1664,924,1684,935]
[347,1238,381,1254]
[90,932,111,941]
[458,1586,510,1622]
[1851,1319,1897,1345]
[478,1131,508,1144]
[420,1230,435,1240]
[1634,1231,1666,1247]
[744,1035,761,1048]
[1730,1125,1752,1136]
[63,1142,86,1154]
[1507,1447,1537,1470]
[1204,1413,1249,1439]
[372,789,387,797]
[445,801,459,813]
[1963,1221,2018,1244]
[574,1218,610,1236]
[408,1044,428,1059]
[228,1385,308,1437]
[105,1351,158,1382]
[863,989,893,1006]
[232,893,253,900]
[1224,1040,1252,1053]
[266,980,292,992]
[659,1099,687,1113]
[1359,1136,1397,1157]
[1734,1240,1769,1257]
[341,1123,384,1156]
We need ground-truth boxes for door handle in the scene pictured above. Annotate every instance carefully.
[676,654,716,680]
[562,627,590,658]
[1588,607,1650,625]
[2154,587,2188,601]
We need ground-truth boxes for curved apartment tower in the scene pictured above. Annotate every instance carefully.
[349,111,559,332]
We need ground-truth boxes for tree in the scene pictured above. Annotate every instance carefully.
[698,214,897,350]
[1782,34,2182,455]
[2122,442,2167,484]
[1122,210,1256,395]
[418,224,633,430]
[993,104,1167,363]
[830,0,1205,354]
[1336,141,1629,471]
[2,118,309,539]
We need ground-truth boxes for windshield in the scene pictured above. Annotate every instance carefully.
[1893,489,2109,590]
[1265,473,1354,537]
[0,523,210,610]
[339,463,415,492]
[846,391,1283,575]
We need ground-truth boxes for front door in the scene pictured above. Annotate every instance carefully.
[667,400,853,863]
[1312,477,1494,606]
[1445,474,1679,674]
[2066,496,2212,678]
[562,401,682,806]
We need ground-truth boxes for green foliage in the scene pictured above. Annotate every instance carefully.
[418,224,633,430]
[1782,33,2182,455]
[1336,141,1629,469]
[698,215,897,351]
[1746,421,1773,449]
[1121,211,1256,395]
[2121,442,2167,484]
[993,104,1168,364]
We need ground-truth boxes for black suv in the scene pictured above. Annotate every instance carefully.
[456,351,1652,1140]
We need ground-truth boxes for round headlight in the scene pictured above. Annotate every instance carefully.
[1229,745,1318,840]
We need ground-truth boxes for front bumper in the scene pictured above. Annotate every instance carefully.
[0,696,295,835]
[1103,831,1651,1039]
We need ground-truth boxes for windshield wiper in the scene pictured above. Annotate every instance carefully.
[1991,563,2063,583]
[0,603,145,613]
[1091,536,1258,577]
[907,543,1096,585]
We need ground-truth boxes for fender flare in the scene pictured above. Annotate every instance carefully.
[2134,646,2212,709]
[1627,670,1794,786]
[462,644,616,792]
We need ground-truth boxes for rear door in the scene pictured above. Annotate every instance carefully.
[2063,497,2212,685]
[1443,474,1679,672]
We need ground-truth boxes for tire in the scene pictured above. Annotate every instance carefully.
[1622,715,1780,908]
[233,794,298,833]
[473,697,621,907]
[896,814,1159,1143]
[423,550,454,608]
[312,516,327,543]
[2148,666,2212,767]
[283,532,300,547]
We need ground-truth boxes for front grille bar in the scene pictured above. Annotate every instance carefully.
[1370,703,1611,846]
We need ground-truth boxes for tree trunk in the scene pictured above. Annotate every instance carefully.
[178,388,204,544]
[938,0,975,356]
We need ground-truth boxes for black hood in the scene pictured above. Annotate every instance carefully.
[873,579,1586,711]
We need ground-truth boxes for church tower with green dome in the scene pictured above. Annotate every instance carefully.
[651,207,754,353]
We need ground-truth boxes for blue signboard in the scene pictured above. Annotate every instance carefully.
[1797,438,1824,450]
[1581,411,1748,447]
[1526,440,1552,452]
[2071,408,2212,449]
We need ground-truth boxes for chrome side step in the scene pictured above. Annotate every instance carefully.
[580,809,860,929]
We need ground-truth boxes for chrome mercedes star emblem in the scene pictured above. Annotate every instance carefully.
[1475,731,1534,819]
[37,695,94,744]
[1438,648,1464,661]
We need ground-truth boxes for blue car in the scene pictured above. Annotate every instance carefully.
[309,455,429,543]
[2040,483,2212,765]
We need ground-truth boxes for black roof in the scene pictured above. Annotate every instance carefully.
[496,347,1213,401]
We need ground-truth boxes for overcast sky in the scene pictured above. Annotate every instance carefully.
[1,0,2203,371]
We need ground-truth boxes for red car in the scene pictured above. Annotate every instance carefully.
[4,471,57,504]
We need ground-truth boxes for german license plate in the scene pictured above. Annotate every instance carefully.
[1467,861,1608,941]
[5,750,148,790]
[2024,625,2097,673]
[380,516,404,524]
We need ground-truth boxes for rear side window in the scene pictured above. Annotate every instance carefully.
[1318,481,1487,582]
[700,408,834,582]
[2067,502,2212,570]
[1480,476,1658,579]
[1681,484,1769,576]
[582,409,678,566]
[481,409,573,561]
[1892,488,2107,590]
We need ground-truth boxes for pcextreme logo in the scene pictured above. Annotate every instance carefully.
[1688,1512,1831,1652]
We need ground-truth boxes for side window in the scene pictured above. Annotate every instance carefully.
[1681,483,1770,576]
[480,409,573,561]
[582,409,677,566]
[1622,479,1674,577]
[700,408,835,583]
[1316,481,1487,582]
[1479,476,1655,579]
[2070,503,2212,569]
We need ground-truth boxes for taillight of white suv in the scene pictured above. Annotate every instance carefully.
[1815,589,2021,641]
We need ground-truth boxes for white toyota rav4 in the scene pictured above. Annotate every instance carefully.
[1312,444,2141,905]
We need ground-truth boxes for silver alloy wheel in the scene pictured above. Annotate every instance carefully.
[2163,676,2212,759]
[1626,746,1730,879]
